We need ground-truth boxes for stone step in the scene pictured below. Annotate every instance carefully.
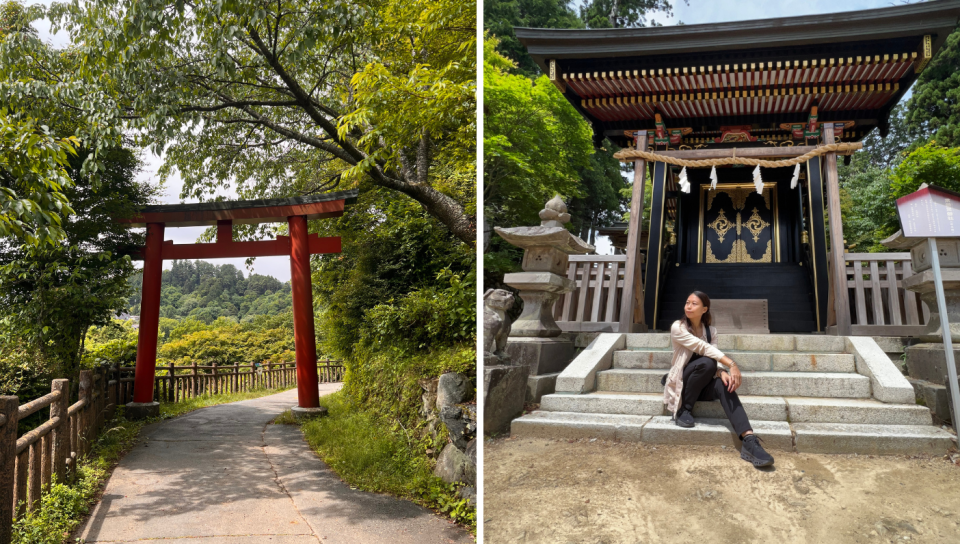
[596,368,872,398]
[792,422,956,455]
[540,392,932,425]
[624,333,847,353]
[510,411,957,454]
[613,349,855,373]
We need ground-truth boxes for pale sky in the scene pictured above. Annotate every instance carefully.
[30,1,913,262]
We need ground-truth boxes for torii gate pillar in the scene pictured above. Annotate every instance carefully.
[289,215,323,415]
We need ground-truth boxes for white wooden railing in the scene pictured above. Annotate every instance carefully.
[836,252,929,336]
[554,255,627,333]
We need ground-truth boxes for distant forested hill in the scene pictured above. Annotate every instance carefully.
[127,260,291,323]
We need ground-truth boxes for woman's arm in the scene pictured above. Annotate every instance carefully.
[670,321,725,361]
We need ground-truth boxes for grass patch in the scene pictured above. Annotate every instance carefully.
[12,386,293,543]
[299,391,475,531]
[273,409,297,425]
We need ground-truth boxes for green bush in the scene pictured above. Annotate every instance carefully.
[359,269,476,353]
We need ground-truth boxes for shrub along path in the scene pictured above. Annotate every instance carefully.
[76,384,471,543]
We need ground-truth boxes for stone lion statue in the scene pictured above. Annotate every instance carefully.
[483,289,515,366]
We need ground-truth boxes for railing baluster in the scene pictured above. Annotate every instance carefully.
[869,260,885,325]
[853,260,867,324]
[885,260,903,325]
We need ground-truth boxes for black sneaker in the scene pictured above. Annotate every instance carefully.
[675,409,695,428]
[740,434,774,467]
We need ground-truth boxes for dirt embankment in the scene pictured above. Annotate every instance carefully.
[484,437,960,544]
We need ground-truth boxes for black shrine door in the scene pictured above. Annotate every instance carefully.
[701,183,778,263]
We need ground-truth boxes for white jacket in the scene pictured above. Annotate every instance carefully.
[663,320,728,416]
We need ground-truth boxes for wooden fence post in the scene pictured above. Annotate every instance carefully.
[50,379,69,485]
[0,395,18,542]
[108,365,118,420]
[212,363,218,395]
[191,361,198,398]
[233,363,239,393]
[167,363,175,402]
[78,370,92,458]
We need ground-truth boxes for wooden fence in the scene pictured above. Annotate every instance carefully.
[0,360,343,542]
[830,252,929,336]
[555,255,627,333]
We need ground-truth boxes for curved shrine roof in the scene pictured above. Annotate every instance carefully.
[516,0,960,146]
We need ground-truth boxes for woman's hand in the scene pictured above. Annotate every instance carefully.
[722,364,742,392]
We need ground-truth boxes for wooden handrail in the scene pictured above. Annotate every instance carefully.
[15,416,60,455]
[17,390,61,420]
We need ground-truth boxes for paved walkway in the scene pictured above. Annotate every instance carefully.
[78,384,472,543]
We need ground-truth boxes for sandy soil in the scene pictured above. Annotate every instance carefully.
[483,437,960,544]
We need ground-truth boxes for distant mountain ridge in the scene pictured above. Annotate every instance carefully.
[127,260,291,323]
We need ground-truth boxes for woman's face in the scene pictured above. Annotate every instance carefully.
[684,294,708,322]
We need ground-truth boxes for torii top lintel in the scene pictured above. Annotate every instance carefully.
[116,190,359,228]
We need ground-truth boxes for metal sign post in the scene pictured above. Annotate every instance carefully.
[927,237,960,430]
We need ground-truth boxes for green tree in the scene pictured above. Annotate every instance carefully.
[906,28,960,147]
[579,0,676,29]
[483,37,594,232]
[310,187,473,358]
[483,0,582,75]
[50,0,477,245]
[0,145,153,390]
[838,105,916,251]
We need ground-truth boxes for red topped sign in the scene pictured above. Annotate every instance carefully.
[896,184,960,238]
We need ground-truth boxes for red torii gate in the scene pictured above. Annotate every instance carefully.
[117,190,358,419]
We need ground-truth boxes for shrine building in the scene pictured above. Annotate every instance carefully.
[515,0,960,336]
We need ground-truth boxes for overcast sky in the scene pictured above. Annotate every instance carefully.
[31,0,910,264]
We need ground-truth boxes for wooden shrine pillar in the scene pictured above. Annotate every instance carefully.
[823,124,852,335]
[643,162,669,329]
[132,223,164,405]
[288,215,321,409]
[806,156,830,331]
[620,131,648,333]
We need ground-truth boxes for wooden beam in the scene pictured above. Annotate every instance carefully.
[621,131,649,333]
[824,123,852,336]
[146,235,342,260]
[618,143,861,162]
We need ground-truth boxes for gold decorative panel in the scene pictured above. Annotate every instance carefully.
[699,183,778,263]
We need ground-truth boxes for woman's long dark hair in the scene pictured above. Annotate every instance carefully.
[681,290,712,331]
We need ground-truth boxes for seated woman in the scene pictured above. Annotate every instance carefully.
[662,290,775,467]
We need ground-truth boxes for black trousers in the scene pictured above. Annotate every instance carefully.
[680,356,752,437]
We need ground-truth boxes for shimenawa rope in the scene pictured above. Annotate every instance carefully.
[613,141,861,168]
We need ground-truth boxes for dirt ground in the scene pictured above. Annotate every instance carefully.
[483,437,960,544]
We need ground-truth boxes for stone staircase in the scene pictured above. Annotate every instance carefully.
[512,333,957,454]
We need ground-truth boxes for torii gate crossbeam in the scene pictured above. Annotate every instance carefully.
[116,190,358,419]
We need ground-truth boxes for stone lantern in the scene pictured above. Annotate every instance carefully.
[494,196,595,402]
[883,230,960,424]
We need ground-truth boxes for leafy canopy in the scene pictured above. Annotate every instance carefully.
[46,0,476,245]
[483,36,593,230]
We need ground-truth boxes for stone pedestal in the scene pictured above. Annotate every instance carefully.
[904,344,960,424]
[125,401,159,420]
[483,365,527,434]
[506,337,574,375]
[292,405,328,421]
[506,337,576,403]
[502,272,575,337]
[905,344,960,384]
